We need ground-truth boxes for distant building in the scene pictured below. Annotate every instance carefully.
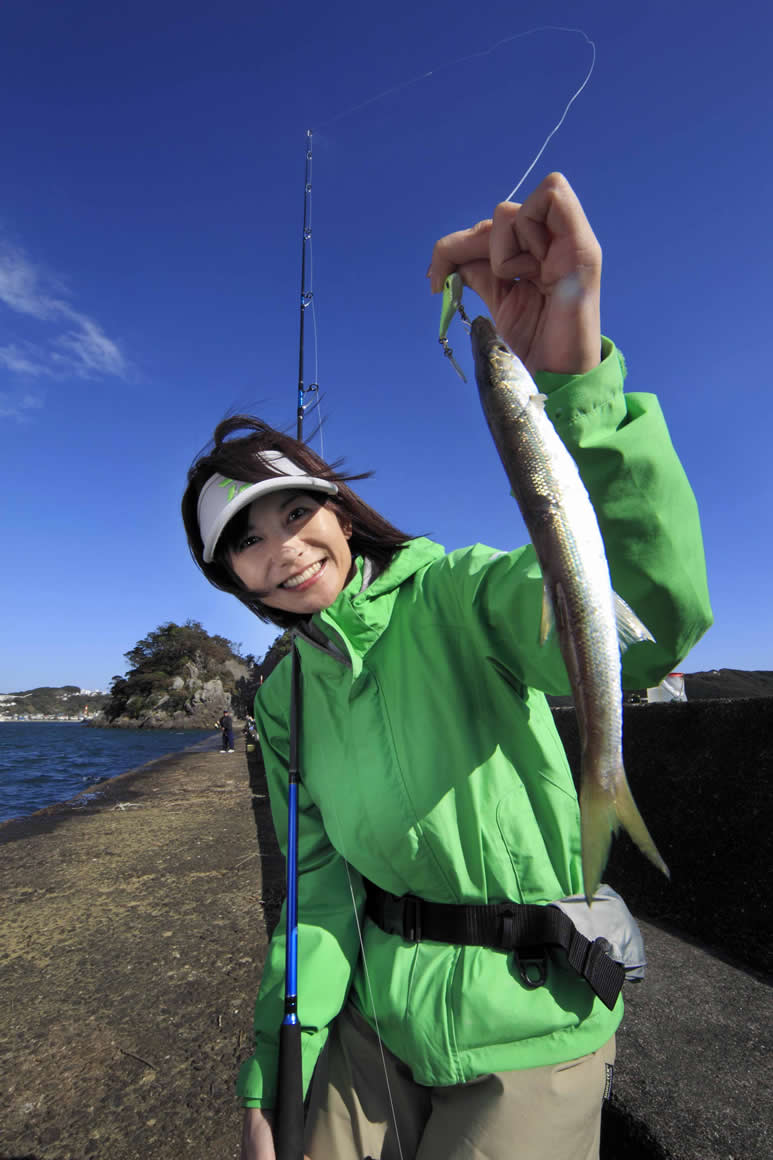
[647,672,687,703]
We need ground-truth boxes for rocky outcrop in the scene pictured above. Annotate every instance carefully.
[107,659,248,730]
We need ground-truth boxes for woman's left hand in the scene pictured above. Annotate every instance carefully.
[428,172,602,376]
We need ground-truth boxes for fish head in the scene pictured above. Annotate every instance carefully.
[470,317,537,422]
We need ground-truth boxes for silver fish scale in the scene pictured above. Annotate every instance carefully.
[470,317,667,899]
[482,357,623,785]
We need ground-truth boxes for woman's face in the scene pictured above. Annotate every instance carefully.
[226,489,354,615]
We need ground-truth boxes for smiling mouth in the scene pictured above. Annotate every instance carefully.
[279,559,326,590]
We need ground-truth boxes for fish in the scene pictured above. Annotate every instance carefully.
[470,315,669,901]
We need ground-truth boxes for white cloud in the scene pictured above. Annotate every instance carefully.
[0,244,129,389]
[0,390,44,421]
[0,343,52,376]
[0,247,65,321]
[54,314,127,378]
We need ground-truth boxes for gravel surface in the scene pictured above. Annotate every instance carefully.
[0,739,279,1160]
[1,734,769,1160]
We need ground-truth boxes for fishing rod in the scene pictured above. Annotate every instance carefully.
[274,646,304,1160]
[274,128,313,1160]
[296,129,314,441]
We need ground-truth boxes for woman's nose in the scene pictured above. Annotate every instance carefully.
[274,532,302,560]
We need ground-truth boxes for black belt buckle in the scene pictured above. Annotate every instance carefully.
[513,947,547,989]
[584,936,613,984]
[500,907,517,949]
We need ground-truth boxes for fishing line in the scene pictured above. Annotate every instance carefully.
[329,794,407,1160]
[307,229,325,462]
[301,26,595,450]
[309,292,325,462]
[504,30,595,202]
[305,247,326,461]
[297,136,325,460]
[315,25,596,204]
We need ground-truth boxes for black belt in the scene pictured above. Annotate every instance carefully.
[364,881,624,1011]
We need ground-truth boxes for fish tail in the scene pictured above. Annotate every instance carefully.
[613,769,670,882]
[579,779,619,904]
[580,766,670,904]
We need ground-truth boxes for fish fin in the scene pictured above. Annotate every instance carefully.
[530,392,548,412]
[539,584,555,645]
[613,592,656,654]
[580,764,669,904]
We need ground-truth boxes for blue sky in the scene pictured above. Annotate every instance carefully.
[1,0,771,691]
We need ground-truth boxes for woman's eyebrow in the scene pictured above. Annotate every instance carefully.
[244,490,305,532]
[277,490,304,510]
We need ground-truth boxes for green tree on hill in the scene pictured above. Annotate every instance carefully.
[124,621,240,673]
[259,628,293,679]
[231,628,293,718]
[105,620,246,722]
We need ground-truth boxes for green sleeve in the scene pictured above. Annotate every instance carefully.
[237,667,365,1108]
[435,337,712,694]
[537,336,713,687]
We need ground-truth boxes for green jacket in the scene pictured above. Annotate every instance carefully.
[238,339,712,1107]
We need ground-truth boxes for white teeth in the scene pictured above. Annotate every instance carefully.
[281,560,324,589]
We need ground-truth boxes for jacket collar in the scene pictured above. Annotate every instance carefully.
[296,538,445,678]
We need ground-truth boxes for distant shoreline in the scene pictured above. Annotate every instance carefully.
[0,718,85,724]
[0,718,219,727]
[0,732,222,837]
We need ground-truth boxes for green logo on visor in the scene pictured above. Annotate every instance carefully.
[219,478,251,503]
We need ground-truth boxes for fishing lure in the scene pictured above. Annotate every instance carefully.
[438,272,471,382]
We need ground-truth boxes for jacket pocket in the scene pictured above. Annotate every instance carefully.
[495,786,567,903]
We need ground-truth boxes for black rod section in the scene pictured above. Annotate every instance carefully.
[296,129,313,442]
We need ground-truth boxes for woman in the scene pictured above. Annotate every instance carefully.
[182,173,712,1160]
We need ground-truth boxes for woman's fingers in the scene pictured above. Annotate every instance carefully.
[489,201,546,282]
[428,220,492,294]
[427,173,601,370]
[519,174,602,281]
[431,174,599,293]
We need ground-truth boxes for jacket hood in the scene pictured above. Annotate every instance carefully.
[358,536,445,596]
[302,537,445,677]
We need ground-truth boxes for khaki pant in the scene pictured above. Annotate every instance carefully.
[305,1004,615,1160]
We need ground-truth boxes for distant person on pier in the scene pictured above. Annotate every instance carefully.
[217,709,234,753]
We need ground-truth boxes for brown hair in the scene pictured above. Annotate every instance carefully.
[181,416,414,629]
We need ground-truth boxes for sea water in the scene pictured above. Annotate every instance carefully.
[0,722,216,824]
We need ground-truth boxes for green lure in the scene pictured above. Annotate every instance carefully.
[438,272,471,382]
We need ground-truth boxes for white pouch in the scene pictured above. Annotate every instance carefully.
[549,884,647,982]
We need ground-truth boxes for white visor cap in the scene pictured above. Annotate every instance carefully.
[198,450,339,563]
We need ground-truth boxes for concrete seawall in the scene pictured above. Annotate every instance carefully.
[552,697,772,1160]
[552,697,772,974]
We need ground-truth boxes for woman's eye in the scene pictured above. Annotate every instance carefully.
[237,534,261,552]
[287,505,311,523]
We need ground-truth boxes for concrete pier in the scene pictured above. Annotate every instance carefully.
[1,702,770,1159]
